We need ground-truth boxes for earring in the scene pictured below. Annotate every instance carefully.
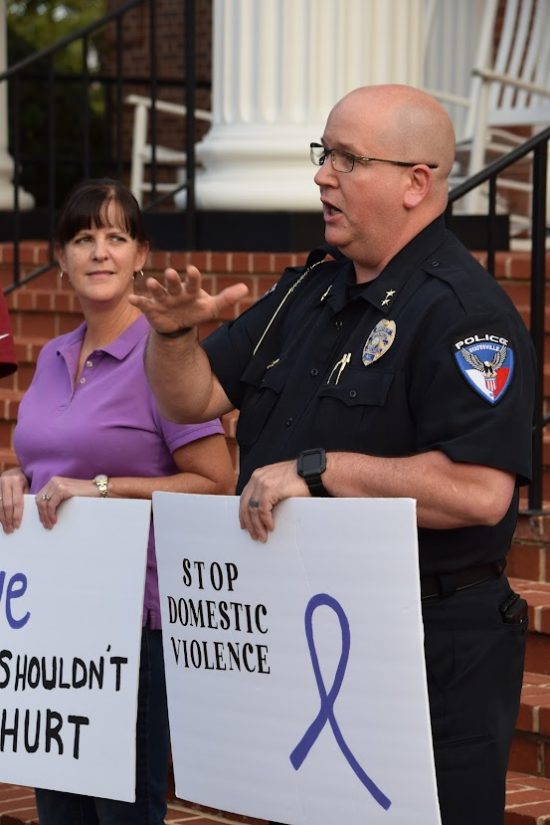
[59,270,65,279]
[134,269,144,280]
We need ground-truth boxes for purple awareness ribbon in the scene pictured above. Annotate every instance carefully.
[289,593,391,811]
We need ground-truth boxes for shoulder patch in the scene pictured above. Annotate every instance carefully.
[453,333,514,404]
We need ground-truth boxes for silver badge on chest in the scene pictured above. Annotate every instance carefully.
[362,319,396,365]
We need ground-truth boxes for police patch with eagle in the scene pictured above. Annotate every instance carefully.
[453,333,514,405]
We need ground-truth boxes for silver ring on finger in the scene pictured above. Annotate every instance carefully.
[42,492,52,501]
[249,498,260,509]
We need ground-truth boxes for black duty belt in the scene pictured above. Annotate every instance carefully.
[420,560,505,600]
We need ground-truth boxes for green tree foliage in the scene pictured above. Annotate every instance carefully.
[7,0,111,208]
[8,1,106,66]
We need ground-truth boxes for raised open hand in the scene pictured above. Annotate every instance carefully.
[129,265,249,334]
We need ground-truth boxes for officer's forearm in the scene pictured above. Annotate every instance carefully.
[322,450,515,530]
[145,329,232,423]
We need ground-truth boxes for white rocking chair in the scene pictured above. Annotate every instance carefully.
[425,0,550,225]
[126,93,212,206]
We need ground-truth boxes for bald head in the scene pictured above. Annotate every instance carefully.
[330,84,456,182]
[316,85,457,278]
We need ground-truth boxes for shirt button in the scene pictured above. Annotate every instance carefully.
[431,260,440,267]
[310,368,319,377]
[285,417,293,427]
[79,377,86,384]
[335,319,343,328]
[86,360,93,368]
[349,389,357,399]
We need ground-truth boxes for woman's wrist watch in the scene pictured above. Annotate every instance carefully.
[297,448,331,497]
[94,474,109,497]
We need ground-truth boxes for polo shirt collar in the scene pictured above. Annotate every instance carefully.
[56,315,148,361]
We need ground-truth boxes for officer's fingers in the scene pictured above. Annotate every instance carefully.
[212,283,249,319]
[184,265,204,295]
[239,494,266,542]
[248,501,274,543]
[160,268,185,297]
[138,276,169,302]
[258,508,274,539]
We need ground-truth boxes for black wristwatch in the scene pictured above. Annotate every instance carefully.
[297,448,331,497]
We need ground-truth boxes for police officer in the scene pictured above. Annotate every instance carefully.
[131,84,535,825]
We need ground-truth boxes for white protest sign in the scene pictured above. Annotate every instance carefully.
[154,493,441,825]
[0,495,150,801]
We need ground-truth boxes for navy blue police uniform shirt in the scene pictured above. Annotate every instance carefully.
[202,215,536,576]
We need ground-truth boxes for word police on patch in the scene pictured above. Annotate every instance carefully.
[453,333,514,404]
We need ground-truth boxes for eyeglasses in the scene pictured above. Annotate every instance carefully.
[310,142,439,173]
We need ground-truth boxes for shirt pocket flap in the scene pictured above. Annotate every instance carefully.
[237,359,291,445]
[318,370,394,407]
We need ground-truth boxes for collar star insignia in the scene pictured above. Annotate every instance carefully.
[381,289,396,307]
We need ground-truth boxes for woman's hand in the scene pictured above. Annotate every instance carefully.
[36,476,100,530]
[0,467,29,533]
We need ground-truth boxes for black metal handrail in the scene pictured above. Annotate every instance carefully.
[447,125,550,515]
[0,0,200,292]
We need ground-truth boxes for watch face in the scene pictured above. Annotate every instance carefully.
[301,452,323,475]
[298,449,326,477]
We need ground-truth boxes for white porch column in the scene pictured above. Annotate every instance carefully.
[192,0,425,211]
[0,1,33,209]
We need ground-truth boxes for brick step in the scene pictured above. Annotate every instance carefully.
[0,783,266,825]
[511,579,550,675]
[503,580,550,782]
[506,771,550,822]
[511,671,550,777]
[0,775,546,824]
[507,541,546,586]
[0,447,18,473]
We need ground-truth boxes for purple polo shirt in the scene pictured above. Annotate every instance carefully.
[14,315,223,628]
[0,291,17,377]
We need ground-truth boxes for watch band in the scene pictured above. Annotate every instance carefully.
[297,448,331,498]
[155,325,193,338]
[304,474,330,497]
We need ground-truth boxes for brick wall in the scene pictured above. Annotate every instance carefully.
[104,0,212,172]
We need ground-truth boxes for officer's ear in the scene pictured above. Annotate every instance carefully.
[403,164,432,209]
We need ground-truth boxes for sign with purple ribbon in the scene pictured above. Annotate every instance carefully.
[154,494,442,825]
